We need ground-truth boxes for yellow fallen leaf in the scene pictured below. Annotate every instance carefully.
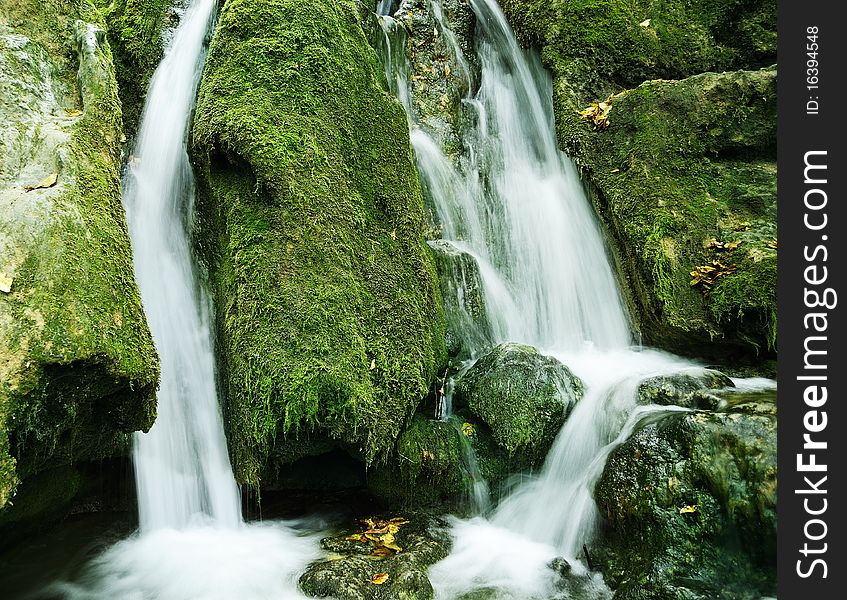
[461,422,475,437]
[24,173,58,192]
[65,109,83,117]
[0,273,12,294]
[369,359,376,370]
[390,228,397,240]
[680,505,698,514]
[766,240,778,249]
[371,546,394,558]
[639,19,651,27]
[445,65,451,78]
[371,572,390,585]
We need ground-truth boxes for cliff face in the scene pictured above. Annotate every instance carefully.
[498,0,777,365]
[191,0,446,485]
[0,0,158,530]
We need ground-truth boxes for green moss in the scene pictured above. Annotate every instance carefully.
[367,414,466,506]
[192,0,446,485]
[1,0,158,512]
[561,68,776,359]
[709,256,777,351]
[501,0,776,104]
[101,0,174,133]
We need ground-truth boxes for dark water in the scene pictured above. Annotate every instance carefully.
[0,512,135,599]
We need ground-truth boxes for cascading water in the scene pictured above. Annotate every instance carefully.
[376,1,731,597]
[124,0,239,533]
[46,2,323,597]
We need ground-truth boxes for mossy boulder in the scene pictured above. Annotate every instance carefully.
[299,514,450,600]
[497,1,777,363]
[564,68,777,361]
[499,0,776,106]
[428,240,492,359]
[594,395,776,599]
[191,0,446,485]
[637,368,733,410]
[454,343,582,462]
[366,410,537,509]
[0,0,158,521]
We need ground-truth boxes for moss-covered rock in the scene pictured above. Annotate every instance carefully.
[0,0,158,520]
[454,343,582,462]
[299,514,450,600]
[428,240,492,359]
[637,368,733,410]
[191,0,446,486]
[499,0,775,106]
[594,395,776,599]
[99,0,178,134]
[497,1,777,363]
[565,68,777,361]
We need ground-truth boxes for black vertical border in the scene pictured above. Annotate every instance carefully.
[778,1,846,596]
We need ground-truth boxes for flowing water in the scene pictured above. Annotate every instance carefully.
[42,2,323,597]
[375,1,747,597]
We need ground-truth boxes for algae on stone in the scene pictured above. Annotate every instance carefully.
[191,0,446,486]
[595,396,776,599]
[0,0,158,517]
[454,343,582,462]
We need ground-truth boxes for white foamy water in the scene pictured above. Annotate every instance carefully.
[51,2,325,597]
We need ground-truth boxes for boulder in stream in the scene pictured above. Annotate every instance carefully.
[191,0,446,486]
[594,392,776,599]
[454,343,583,463]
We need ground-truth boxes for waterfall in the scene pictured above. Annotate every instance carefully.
[123,0,240,532]
[377,1,700,596]
[48,2,323,597]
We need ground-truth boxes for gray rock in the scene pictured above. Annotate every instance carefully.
[637,368,734,410]
[300,515,449,599]
[594,395,776,599]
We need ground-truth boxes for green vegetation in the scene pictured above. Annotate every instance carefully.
[100,0,174,133]
[498,0,777,363]
[191,0,446,485]
[0,0,158,519]
[595,399,776,598]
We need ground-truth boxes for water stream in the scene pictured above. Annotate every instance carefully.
[44,2,323,597]
[375,1,718,597]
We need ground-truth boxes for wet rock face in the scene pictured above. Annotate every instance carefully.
[299,515,450,600]
[428,240,492,359]
[565,68,777,363]
[594,393,776,599]
[637,368,734,410]
[454,343,583,462]
[0,1,158,525]
[191,0,446,485]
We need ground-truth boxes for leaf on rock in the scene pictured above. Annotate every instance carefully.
[461,422,475,437]
[579,94,618,130]
[369,359,377,371]
[0,273,12,294]
[679,504,698,514]
[766,240,778,249]
[371,572,390,585]
[639,19,651,27]
[690,260,737,292]
[24,173,58,192]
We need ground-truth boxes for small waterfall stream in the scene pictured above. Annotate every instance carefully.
[123,0,239,533]
[48,2,322,597]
